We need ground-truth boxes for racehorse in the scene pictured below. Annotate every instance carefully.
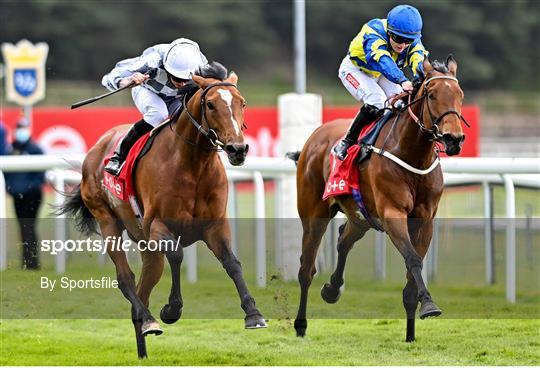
[289,57,466,342]
[59,64,267,358]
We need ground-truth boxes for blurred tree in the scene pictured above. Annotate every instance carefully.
[0,0,538,91]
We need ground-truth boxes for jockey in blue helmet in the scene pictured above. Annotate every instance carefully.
[334,4,427,160]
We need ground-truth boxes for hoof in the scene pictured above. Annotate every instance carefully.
[245,314,268,329]
[419,300,442,319]
[320,283,341,304]
[141,320,163,336]
[406,336,415,343]
[294,318,307,337]
[160,304,183,324]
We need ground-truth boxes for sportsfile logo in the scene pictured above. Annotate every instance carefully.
[41,236,181,255]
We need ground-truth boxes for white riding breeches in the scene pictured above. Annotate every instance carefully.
[131,86,170,127]
[338,56,402,109]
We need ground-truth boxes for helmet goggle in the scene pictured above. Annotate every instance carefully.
[389,31,415,45]
[167,72,190,84]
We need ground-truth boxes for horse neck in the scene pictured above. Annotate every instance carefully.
[394,96,437,169]
[174,91,216,172]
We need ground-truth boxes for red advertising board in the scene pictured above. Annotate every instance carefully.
[1,105,479,157]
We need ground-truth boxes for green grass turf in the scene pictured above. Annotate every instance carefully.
[1,318,539,365]
[1,184,538,365]
[1,261,539,365]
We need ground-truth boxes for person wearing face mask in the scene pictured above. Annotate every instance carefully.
[334,4,428,160]
[0,121,8,155]
[4,117,45,270]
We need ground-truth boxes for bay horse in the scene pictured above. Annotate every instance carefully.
[290,57,466,342]
[59,64,266,358]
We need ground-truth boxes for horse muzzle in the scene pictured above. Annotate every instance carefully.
[224,143,249,165]
[442,133,465,156]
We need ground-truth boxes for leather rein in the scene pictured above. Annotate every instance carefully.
[179,81,240,149]
[399,75,470,141]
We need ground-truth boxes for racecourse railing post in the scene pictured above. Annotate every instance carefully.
[185,244,197,283]
[0,171,6,270]
[53,170,66,274]
[483,181,495,284]
[277,93,322,281]
[427,219,439,282]
[253,171,266,287]
[227,179,238,256]
[274,176,283,271]
[375,231,386,280]
[503,174,516,303]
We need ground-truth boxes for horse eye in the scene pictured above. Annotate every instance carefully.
[207,101,214,110]
[428,93,436,100]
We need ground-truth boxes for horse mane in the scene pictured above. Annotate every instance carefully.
[195,61,228,81]
[409,58,451,97]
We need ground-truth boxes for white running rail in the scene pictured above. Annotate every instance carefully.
[1,155,539,302]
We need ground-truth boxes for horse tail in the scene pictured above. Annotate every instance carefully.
[55,184,98,236]
[286,151,301,166]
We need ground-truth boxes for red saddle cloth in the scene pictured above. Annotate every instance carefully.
[322,120,376,201]
[103,132,151,201]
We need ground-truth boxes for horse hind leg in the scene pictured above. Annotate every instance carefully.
[294,216,331,337]
[98,219,161,359]
[321,220,369,304]
[136,250,165,316]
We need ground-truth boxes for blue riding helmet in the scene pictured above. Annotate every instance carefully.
[387,4,423,39]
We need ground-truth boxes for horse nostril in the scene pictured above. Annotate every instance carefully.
[225,143,248,156]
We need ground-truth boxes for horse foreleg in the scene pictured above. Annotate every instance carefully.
[294,217,330,337]
[321,221,368,304]
[161,245,184,324]
[142,220,183,324]
[204,223,267,329]
[402,276,418,342]
[409,218,441,319]
[382,212,440,320]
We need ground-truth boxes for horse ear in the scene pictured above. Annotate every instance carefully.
[423,57,433,74]
[191,74,209,89]
[446,54,458,76]
[227,71,238,85]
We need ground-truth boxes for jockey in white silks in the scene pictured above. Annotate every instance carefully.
[101,38,208,175]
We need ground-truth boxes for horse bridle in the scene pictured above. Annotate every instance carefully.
[181,81,240,148]
[403,75,470,141]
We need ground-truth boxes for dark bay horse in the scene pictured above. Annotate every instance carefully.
[60,66,266,358]
[290,57,466,342]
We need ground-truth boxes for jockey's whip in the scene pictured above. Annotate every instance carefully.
[70,82,135,109]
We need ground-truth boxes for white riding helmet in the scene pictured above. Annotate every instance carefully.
[163,38,207,80]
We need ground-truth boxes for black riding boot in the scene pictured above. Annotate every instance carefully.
[333,104,382,160]
[104,119,153,176]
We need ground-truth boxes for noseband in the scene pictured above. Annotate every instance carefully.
[182,81,239,148]
[404,75,470,141]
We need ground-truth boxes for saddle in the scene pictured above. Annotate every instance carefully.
[323,110,393,201]
[102,120,172,225]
